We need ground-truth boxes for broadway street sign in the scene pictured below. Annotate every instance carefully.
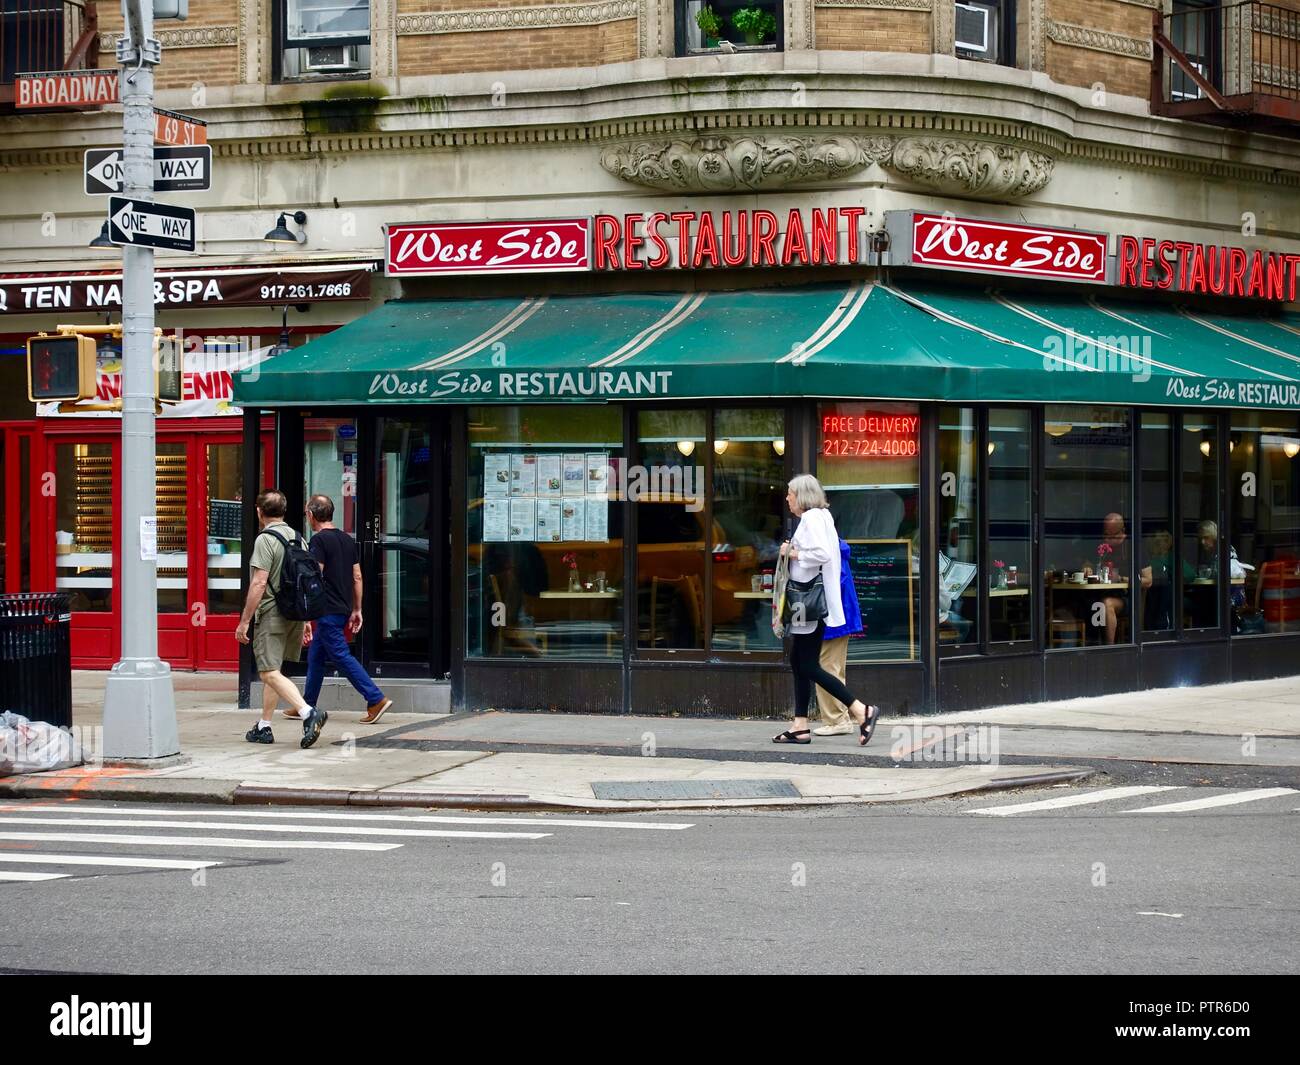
[108,197,196,252]
[85,146,212,195]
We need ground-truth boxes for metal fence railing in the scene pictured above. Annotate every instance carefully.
[1,0,93,86]
[1161,1,1300,105]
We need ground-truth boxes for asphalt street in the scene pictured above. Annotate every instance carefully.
[0,786,1296,975]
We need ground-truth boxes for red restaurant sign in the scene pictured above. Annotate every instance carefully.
[385,219,592,276]
[889,212,1109,283]
[821,410,920,458]
[1117,235,1300,302]
[15,69,119,109]
[593,208,866,270]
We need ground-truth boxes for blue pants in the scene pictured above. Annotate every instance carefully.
[304,614,384,707]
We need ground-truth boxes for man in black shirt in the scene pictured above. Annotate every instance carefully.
[300,494,392,723]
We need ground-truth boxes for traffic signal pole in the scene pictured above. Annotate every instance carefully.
[101,0,178,760]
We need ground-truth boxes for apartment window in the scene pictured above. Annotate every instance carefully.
[954,0,1015,66]
[277,0,371,81]
[679,0,783,55]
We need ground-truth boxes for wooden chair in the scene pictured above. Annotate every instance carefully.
[649,574,704,648]
[489,574,544,656]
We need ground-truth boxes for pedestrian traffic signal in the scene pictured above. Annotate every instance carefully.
[26,334,96,402]
[155,334,183,402]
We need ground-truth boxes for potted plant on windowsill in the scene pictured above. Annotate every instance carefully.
[730,6,776,46]
[695,5,723,48]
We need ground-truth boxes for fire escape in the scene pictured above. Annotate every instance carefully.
[1152,2,1300,132]
[0,0,100,107]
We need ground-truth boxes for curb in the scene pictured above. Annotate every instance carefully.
[0,764,1101,812]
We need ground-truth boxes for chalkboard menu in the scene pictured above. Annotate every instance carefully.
[208,499,242,541]
[846,538,916,660]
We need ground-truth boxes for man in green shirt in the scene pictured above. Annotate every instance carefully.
[234,489,327,748]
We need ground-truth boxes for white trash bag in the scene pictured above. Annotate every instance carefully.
[0,711,80,775]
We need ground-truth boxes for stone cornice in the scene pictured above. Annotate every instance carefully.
[1045,21,1153,60]
[815,0,932,8]
[396,1,638,35]
[600,133,1055,199]
[100,24,239,50]
[6,59,1300,189]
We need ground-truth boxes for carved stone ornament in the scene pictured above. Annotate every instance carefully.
[887,138,1056,199]
[601,134,1055,199]
[599,135,893,192]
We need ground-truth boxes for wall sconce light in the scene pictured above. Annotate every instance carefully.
[1200,440,1212,457]
[772,438,785,457]
[89,221,116,249]
[264,210,307,244]
[987,441,997,455]
[676,440,696,457]
[713,439,729,456]
[1285,441,1300,459]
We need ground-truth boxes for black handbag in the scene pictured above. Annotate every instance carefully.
[781,568,828,627]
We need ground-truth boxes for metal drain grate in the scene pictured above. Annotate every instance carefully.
[592,779,802,801]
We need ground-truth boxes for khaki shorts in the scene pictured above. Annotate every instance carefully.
[252,611,304,674]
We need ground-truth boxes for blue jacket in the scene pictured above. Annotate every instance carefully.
[823,539,863,640]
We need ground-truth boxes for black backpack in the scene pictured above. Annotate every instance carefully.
[257,527,329,621]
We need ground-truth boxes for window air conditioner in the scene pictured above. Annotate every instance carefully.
[955,3,996,60]
[303,44,364,73]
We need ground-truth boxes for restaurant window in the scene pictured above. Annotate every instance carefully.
[636,409,707,650]
[711,408,786,652]
[679,0,782,54]
[1230,412,1300,635]
[468,406,623,660]
[817,402,920,662]
[988,409,1033,644]
[277,0,370,81]
[938,407,978,649]
[1181,414,1222,630]
[1139,412,1176,635]
[1044,406,1133,647]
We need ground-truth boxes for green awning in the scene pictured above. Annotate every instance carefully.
[234,282,1300,409]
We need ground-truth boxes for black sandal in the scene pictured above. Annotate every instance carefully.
[858,705,882,747]
[773,729,811,745]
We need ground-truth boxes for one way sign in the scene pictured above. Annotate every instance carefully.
[107,197,196,252]
[85,146,212,195]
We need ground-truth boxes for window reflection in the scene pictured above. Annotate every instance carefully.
[1044,406,1133,647]
[469,406,623,660]
[938,407,978,648]
[1230,413,1300,635]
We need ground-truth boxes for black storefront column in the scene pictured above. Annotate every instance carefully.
[238,406,262,710]
[919,404,940,712]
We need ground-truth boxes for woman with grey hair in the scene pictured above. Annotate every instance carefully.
[775,474,881,746]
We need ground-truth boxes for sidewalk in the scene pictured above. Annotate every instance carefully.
[3,672,1296,811]
[0,672,1088,811]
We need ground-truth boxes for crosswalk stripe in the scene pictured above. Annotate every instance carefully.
[0,832,401,852]
[969,786,1182,816]
[1132,788,1298,814]
[0,871,71,882]
[0,815,551,841]
[4,804,694,832]
[0,853,221,871]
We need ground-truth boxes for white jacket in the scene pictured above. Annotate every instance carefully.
[789,507,844,634]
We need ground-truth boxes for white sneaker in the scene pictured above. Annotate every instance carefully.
[812,723,854,736]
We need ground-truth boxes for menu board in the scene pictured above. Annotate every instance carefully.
[846,538,915,659]
[483,452,609,543]
[209,499,242,540]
